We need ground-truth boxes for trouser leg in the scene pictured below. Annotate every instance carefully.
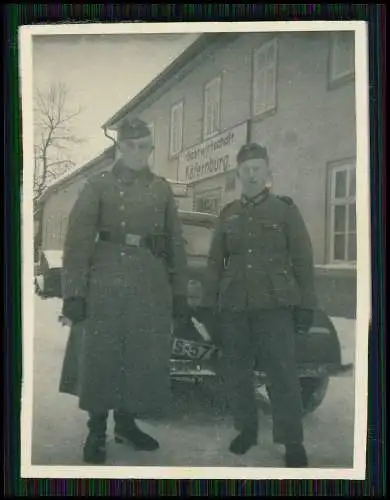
[254,309,304,445]
[84,411,109,464]
[113,409,159,451]
[113,409,136,432]
[87,411,109,438]
[220,312,258,433]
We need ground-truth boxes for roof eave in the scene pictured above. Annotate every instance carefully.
[102,32,239,130]
[35,145,115,207]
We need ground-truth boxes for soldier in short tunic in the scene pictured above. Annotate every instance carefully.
[60,118,188,464]
[202,142,317,468]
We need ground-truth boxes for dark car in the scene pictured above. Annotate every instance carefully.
[48,209,353,415]
[171,210,354,416]
[34,250,64,299]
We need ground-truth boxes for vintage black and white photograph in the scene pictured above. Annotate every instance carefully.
[20,21,371,479]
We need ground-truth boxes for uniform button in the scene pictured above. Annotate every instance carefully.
[120,191,124,197]
[121,221,126,227]
[120,252,125,257]
[119,205,125,211]
[248,249,253,254]
[247,264,253,269]
[249,217,253,222]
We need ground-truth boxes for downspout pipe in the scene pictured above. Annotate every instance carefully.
[103,126,117,147]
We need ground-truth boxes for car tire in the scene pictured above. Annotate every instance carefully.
[254,376,330,416]
[299,376,330,414]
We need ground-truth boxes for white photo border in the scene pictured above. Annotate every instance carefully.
[19,20,371,480]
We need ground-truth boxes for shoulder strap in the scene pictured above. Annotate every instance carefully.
[277,195,294,206]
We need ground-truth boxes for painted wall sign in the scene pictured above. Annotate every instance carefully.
[178,122,248,184]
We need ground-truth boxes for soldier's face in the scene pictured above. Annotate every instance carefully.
[237,158,270,196]
[118,136,154,170]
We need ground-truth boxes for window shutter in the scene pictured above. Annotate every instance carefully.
[170,103,183,156]
[177,104,183,153]
[212,99,219,134]
[203,77,221,139]
[254,67,267,115]
[265,66,276,109]
[148,122,155,166]
[331,32,355,81]
[170,109,177,155]
[253,40,277,116]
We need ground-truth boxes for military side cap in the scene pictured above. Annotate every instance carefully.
[117,117,151,141]
[237,142,269,165]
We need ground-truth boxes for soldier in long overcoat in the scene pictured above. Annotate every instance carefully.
[201,142,318,468]
[59,118,188,464]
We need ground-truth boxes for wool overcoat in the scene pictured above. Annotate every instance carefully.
[59,161,188,416]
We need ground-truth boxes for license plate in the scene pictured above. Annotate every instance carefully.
[171,338,216,360]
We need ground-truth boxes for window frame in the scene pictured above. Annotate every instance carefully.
[169,100,184,158]
[202,75,222,141]
[326,158,357,265]
[328,31,355,89]
[194,187,222,215]
[147,121,155,167]
[251,37,278,119]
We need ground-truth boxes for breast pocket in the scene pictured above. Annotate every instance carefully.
[261,223,286,251]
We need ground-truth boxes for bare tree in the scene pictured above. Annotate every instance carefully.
[33,82,85,205]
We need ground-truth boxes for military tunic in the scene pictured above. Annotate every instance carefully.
[203,190,317,444]
[59,160,188,416]
[203,191,317,312]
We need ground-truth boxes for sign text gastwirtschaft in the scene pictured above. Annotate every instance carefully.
[178,122,248,184]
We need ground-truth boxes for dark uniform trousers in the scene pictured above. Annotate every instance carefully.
[220,308,304,445]
[87,410,134,437]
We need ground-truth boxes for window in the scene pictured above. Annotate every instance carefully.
[328,31,355,85]
[328,160,356,264]
[252,38,278,117]
[169,101,183,157]
[203,76,221,140]
[195,188,222,215]
[147,122,155,167]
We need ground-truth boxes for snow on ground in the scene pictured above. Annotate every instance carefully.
[29,295,358,469]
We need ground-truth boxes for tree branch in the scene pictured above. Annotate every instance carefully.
[33,82,86,198]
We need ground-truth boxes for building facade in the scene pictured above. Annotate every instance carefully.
[37,147,116,252]
[102,31,357,317]
[104,31,356,269]
[36,150,194,253]
[38,31,357,317]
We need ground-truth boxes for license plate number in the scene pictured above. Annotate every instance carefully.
[172,338,214,360]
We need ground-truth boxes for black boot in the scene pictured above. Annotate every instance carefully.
[114,411,159,451]
[83,412,108,465]
[229,427,258,455]
[284,443,308,468]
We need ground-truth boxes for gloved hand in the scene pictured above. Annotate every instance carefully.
[143,233,169,258]
[62,297,87,324]
[293,308,314,335]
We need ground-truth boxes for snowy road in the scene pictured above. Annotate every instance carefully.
[29,295,356,468]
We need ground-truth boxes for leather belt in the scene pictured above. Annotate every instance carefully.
[98,231,169,259]
[98,231,146,248]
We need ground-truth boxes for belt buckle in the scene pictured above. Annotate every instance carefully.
[125,233,141,247]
